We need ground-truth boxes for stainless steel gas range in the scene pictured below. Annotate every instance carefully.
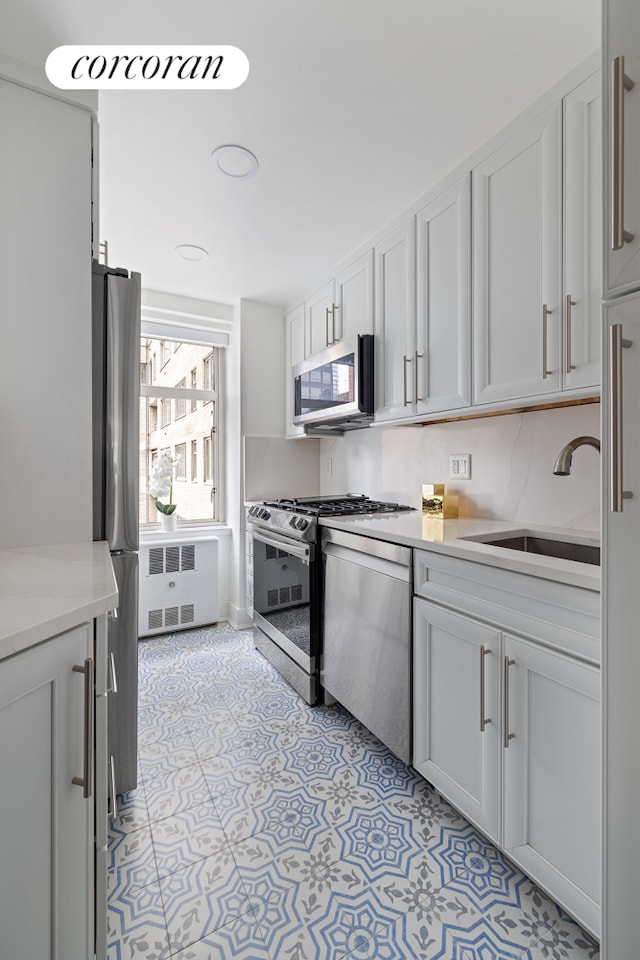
[247,494,414,705]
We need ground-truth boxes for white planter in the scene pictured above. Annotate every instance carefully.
[159,512,177,533]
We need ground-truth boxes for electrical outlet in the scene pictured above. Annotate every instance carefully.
[323,457,333,477]
[449,454,471,480]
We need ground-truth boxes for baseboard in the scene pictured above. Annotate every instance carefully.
[222,601,254,631]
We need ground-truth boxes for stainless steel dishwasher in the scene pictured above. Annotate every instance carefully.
[321,527,412,763]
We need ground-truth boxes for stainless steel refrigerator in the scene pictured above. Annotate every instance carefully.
[92,261,141,797]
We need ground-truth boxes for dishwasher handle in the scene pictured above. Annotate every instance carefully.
[321,526,411,565]
[322,540,411,583]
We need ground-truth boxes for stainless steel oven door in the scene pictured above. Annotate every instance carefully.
[251,527,316,672]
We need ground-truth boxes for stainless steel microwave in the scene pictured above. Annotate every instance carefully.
[293,334,374,430]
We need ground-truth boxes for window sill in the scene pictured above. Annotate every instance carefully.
[140,523,231,544]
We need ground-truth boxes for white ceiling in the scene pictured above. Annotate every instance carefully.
[1,0,600,308]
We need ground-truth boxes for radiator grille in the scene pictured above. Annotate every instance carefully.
[267,589,279,607]
[148,604,196,631]
[165,606,179,626]
[180,604,195,624]
[291,584,303,602]
[148,543,197,575]
[279,587,290,604]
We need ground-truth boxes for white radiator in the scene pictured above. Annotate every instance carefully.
[138,536,219,637]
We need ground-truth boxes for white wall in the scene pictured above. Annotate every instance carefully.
[224,299,289,625]
[240,300,286,437]
[222,302,244,625]
[244,436,321,501]
[320,402,601,532]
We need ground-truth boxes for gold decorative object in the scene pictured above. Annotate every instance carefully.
[421,483,459,519]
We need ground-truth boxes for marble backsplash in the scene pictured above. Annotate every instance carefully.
[319,402,601,532]
[244,435,321,501]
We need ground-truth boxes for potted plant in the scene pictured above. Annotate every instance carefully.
[149,452,181,531]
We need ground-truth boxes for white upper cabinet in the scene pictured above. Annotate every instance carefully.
[473,104,562,405]
[305,251,374,357]
[563,72,602,390]
[416,175,471,415]
[374,219,417,421]
[287,59,603,434]
[285,302,306,438]
[603,0,640,297]
[305,280,335,357]
[334,250,374,343]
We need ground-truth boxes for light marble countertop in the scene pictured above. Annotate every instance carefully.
[0,541,118,662]
[319,514,600,591]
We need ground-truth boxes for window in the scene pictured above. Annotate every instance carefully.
[175,443,186,478]
[175,379,187,420]
[203,435,211,482]
[139,336,222,525]
[160,398,171,427]
[190,368,197,412]
[190,440,197,481]
[203,352,215,392]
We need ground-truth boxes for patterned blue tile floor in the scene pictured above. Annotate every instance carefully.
[108,623,600,960]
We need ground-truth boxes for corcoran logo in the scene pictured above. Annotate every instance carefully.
[45,45,249,90]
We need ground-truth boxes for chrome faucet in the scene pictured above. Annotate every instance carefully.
[553,436,601,476]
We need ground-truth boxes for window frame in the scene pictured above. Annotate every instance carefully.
[140,335,223,527]
[160,397,171,428]
[190,439,197,481]
[190,368,197,412]
[174,442,187,479]
[174,378,187,420]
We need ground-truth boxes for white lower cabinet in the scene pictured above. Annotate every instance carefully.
[0,624,95,960]
[413,594,600,938]
[502,632,600,938]
[413,600,500,842]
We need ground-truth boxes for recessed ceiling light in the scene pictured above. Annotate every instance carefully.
[175,244,209,261]
[211,144,259,180]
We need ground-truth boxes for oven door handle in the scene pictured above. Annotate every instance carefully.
[251,527,313,563]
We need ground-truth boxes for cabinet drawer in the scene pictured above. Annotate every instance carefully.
[414,549,599,664]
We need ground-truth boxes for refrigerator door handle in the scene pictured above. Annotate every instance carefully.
[104,271,141,551]
[107,651,118,695]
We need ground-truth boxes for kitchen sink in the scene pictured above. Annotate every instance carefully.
[462,533,600,566]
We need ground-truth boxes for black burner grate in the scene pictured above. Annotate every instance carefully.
[262,494,414,517]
